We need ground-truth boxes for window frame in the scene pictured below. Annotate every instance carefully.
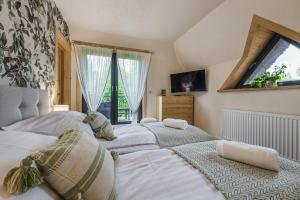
[236,33,300,88]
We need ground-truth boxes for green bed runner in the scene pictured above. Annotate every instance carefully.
[170,141,300,200]
[142,122,216,148]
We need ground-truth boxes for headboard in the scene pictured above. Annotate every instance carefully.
[0,85,49,127]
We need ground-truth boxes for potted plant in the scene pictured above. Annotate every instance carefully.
[251,65,287,88]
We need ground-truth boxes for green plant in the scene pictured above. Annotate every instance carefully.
[251,65,287,88]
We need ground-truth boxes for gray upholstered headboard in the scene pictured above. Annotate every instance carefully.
[0,85,49,127]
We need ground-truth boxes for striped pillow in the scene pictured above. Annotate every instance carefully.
[33,130,116,200]
[83,112,116,141]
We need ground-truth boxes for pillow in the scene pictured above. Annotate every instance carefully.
[140,117,157,124]
[163,118,188,130]
[4,130,117,200]
[2,111,94,137]
[83,112,116,141]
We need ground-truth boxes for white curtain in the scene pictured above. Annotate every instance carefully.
[74,44,113,111]
[117,50,151,123]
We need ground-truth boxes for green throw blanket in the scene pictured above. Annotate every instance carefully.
[142,122,216,147]
[170,141,300,200]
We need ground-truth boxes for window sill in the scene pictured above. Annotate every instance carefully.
[218,85,300,93]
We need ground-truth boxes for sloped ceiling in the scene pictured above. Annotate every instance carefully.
[54,0,224,41]
[174,0,300,68]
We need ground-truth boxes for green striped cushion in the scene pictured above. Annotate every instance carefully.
[83,112,116,141]
[33,130,116,200]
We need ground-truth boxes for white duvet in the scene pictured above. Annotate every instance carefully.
[0,130,224,200]
[2,112,158,154]
[2,111,94,137]
[116,149,225,200]
[99,124,159,154]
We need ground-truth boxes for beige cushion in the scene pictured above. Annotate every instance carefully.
[33,130,116,200]
[83,112,116,141]
[140,117,157,124]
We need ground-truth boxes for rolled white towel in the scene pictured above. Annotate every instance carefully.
[140,117,157,124]
[216,140,279,171]
[163,118,188,130]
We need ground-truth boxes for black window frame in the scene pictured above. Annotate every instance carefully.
[82,52,143,125]
[236,33,300,88]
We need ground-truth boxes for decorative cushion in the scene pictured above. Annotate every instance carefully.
[4,130,117,200]
[83,112,116,141]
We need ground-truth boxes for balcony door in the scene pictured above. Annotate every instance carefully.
[82,52,142,124]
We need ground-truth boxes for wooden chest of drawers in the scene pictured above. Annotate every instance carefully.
[157,96,194,125]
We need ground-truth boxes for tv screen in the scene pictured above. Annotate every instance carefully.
[171,70,206,93]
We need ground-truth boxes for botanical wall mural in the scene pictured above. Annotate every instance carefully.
[0,0,69,91]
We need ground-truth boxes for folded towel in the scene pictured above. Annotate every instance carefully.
[216,140,279,171]
[140,117,157,124]
[163,118,188,130]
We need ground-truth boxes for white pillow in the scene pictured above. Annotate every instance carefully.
[140,117,157,124]
[163,118,188,130]
[2,111,94,137]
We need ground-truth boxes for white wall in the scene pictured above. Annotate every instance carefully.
[175,0,300,67]
[174,0,300,137]
[191,60,300,137]
[70,27,181,117]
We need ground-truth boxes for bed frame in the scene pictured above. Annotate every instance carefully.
[0,85,49,127]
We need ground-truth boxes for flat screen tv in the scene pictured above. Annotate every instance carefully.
[171,70,206,93]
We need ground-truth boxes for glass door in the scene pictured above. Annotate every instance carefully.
[82,53,142,124]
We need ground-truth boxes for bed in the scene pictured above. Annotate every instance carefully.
[0,86,299,200]
[1,130,300,200]
[0,86,216,154]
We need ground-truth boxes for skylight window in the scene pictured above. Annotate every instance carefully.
[237,34,300,88]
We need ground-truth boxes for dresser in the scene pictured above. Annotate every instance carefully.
[157,96,194,125]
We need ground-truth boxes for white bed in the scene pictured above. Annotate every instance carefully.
[0,130,224,200]
[1,111,160,154]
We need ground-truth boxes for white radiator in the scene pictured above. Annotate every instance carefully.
[222,109,300,161]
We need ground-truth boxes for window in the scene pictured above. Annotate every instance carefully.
[82,53,142,125]
[237,34,300,88]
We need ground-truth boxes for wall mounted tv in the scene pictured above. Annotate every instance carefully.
[170,70,206,93]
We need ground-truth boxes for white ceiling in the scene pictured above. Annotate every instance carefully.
[54,0,224,41]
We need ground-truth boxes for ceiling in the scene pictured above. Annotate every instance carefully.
[54,0,224,41]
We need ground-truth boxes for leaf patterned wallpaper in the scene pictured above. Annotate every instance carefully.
[0,0,69,91]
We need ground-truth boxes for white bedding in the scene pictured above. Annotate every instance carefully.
[0,130,224,200]
[2,112,159,154]
[2,111,94,137]
[116,149,225,200]
[0,131,60,200]
[99,124,159,154]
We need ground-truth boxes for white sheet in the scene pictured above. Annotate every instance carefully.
[2,111,94,137]
[0,131,60,200]
[99,124,159,154]
[116,149,225,200]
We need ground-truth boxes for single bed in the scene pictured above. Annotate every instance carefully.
[1,130,299,200]
[0,130,225,200]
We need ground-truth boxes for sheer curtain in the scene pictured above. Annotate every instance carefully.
[74,44,113,111]
[117,50,151,123]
